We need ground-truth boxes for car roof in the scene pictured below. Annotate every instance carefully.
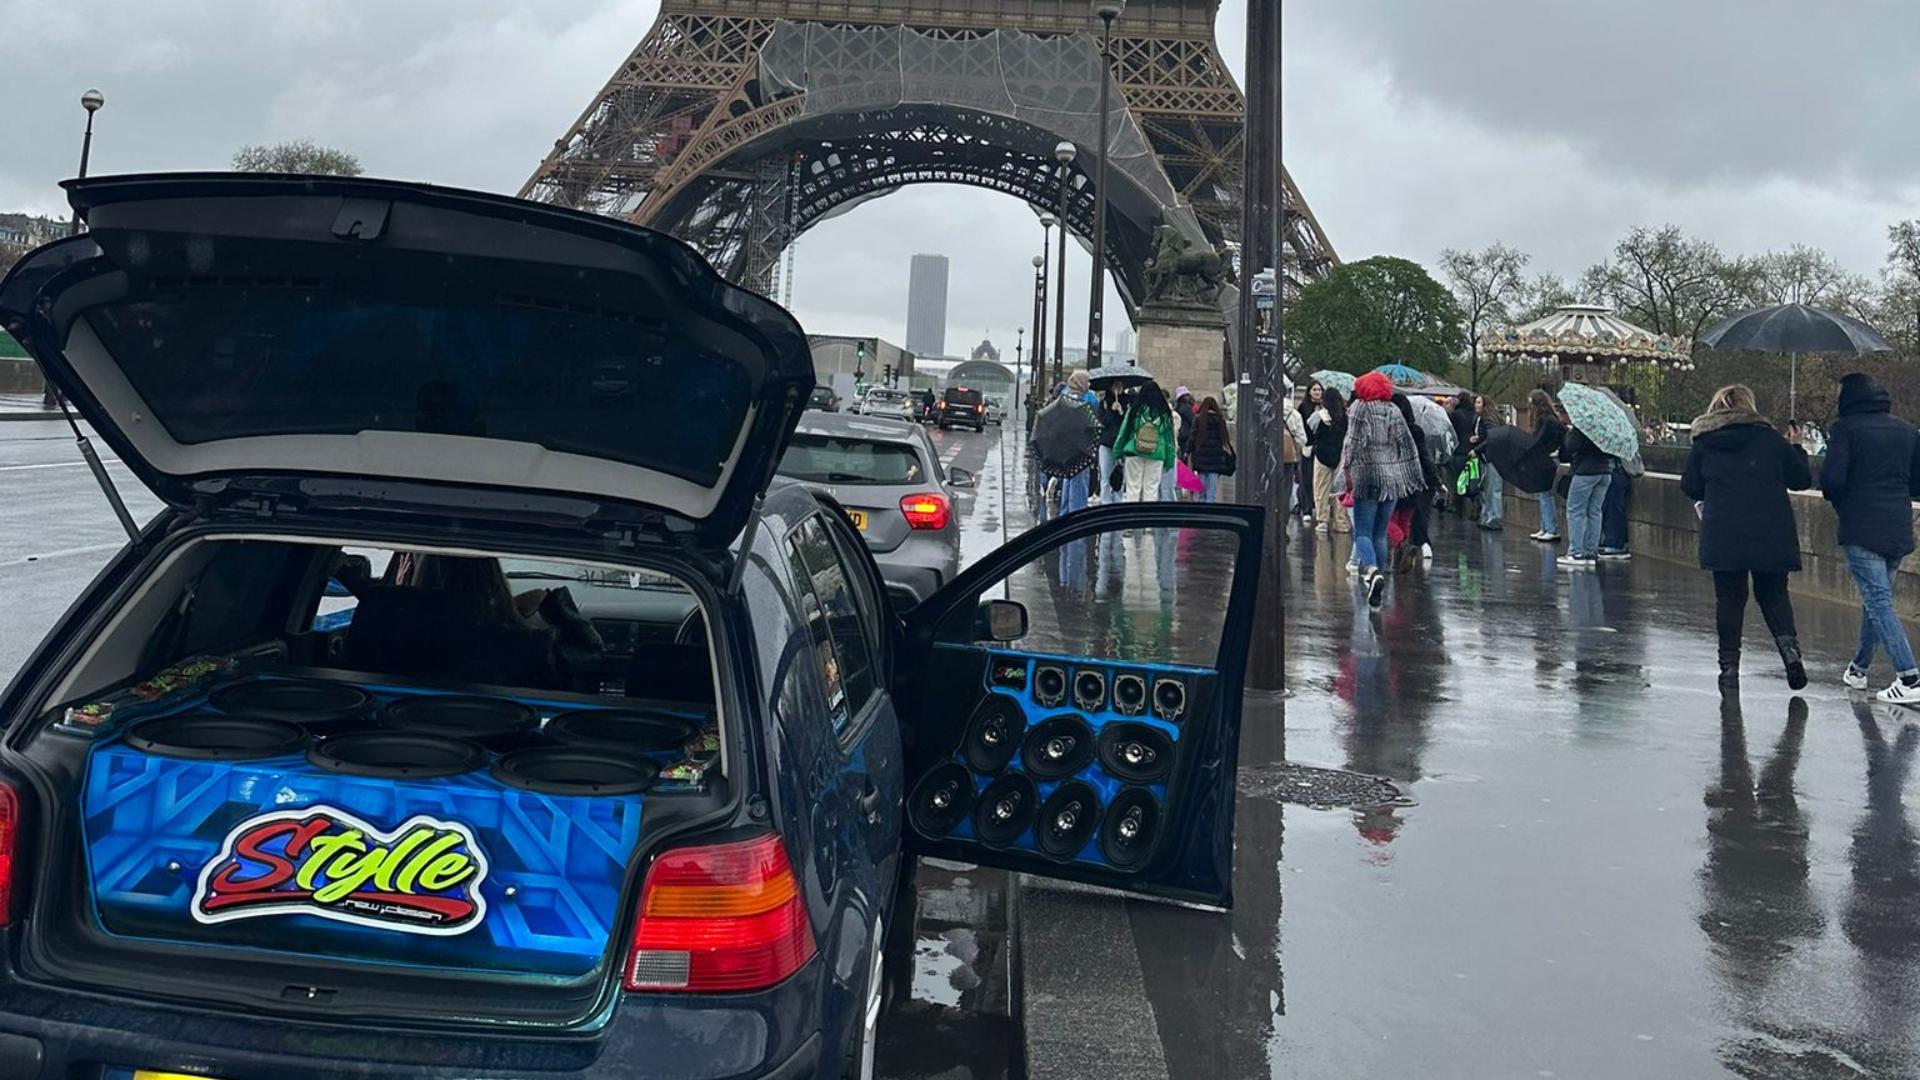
[793,412,925,444]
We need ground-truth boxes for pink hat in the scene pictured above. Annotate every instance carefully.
[1174,385,1192,399]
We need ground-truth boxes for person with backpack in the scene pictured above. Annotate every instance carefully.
[1822,373,1920,703]
[1116,381,1176,502]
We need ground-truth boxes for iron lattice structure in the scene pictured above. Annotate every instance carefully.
[521,0,1336,304]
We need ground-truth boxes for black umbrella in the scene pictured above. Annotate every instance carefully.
[1087,364,1153,391]
[1696,303,1893,419]
[1481,425,1558,495]
[1031,397,1102,478]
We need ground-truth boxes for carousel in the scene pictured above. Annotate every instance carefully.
[1481,303,1693,385]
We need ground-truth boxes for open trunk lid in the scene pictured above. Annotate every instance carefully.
[0,173,814,547]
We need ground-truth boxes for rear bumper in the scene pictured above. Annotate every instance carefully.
[873,549,953,610]
[0,957,828,1079]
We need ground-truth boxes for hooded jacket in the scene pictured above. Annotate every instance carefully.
[1820,374,1920,559]
[1680,408,1812,573]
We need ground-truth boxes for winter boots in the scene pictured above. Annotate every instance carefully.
[1718,647,1740,691]
[1776,635,1808,691]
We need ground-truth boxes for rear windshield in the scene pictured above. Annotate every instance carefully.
[944,389,982,405]
[866,390,907,402]
[778,434,928,485]
[85,288,755,486]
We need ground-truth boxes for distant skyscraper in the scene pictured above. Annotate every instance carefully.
[905,254,950,357]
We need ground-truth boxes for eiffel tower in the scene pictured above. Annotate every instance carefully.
[521,0,1336,306]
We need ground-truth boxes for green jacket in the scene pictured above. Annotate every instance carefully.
[1116,406,1175,465]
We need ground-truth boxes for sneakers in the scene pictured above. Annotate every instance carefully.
[1531,531,1561,543]
[1479,520,1504,531]
[1556,554,1596,569]
[1420,543,1434,560]
[1843,664,1872,691]
[1875,676,1920,706]
[1363,568,1388,608]
[1597,548,1632,560]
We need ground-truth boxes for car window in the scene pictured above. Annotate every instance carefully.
[785,516,877,732]
[778,434,928,485]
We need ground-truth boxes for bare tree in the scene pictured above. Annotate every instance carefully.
[1881,221,1920,351]
[1439,241,1530,391]
[1583,225,1750,341]
[1514,271,1579,322]
[232,140,363,176]
[1746,243,1871,311]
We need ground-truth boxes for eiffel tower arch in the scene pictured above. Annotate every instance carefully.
[522,0,1337,310]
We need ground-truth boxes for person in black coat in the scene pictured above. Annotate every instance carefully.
[1188,396,1235,502]
[1524,390,1567,542]
[1821,372,1920,700]
[1447,391,1477,513]
[1681,385,1812,691]
[1391,392,1442,562]
[1306,386,1350,534]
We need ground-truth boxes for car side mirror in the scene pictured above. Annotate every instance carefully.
[948,466,977,489]
[975,599,1028,642]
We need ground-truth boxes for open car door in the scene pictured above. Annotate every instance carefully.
[895,502,1265,909]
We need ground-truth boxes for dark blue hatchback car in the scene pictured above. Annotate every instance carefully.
[0,175,1265,1079]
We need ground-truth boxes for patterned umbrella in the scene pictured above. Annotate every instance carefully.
[1087,364,1153,391]
[1374,363,1426,387]
[1310,369,1356,397]
[1557,383,1639,460]
[1405,394,1457,459]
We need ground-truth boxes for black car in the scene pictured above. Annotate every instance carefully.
[0,173,1266,1080]
[936,386,987,432]
[807,386,841,413]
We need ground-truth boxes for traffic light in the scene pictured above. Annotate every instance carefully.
[856,340,868,362]
[883,363,895,385]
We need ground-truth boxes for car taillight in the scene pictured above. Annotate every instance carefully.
[900,492,951,530]
[0,784,20,927]
[974,404,984,414]
[625,834,814,992]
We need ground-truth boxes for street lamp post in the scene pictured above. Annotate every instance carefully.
[1038,213,1056,379]
[1031,254,1048,397]
[1053,141,1075,382]
[1085,0,1125,369]
[71,89,106,236]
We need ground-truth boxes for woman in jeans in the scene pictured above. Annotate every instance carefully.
[1188,396,1235,502]
[1471,395,1504,530]
[1525,390,1566,543]
[1339,372,1425,608]
[1681,385,1812,691]
[1558,417,1617,569]
[1306,386,1350,533]
[1821,373,1920,703]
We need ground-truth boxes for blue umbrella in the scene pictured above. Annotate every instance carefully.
[1373,363,1426,387]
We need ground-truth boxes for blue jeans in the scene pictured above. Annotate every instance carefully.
[1601,465,1631,550]
[1479,460,1503,526]
[1199,472,1223,502]
[1352,497,1395,570]
[1537,491,1558,535]
[1846,545,1919,676]
[1566,473,1608,558]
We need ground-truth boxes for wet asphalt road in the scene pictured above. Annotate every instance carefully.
[8,415,1920,1079]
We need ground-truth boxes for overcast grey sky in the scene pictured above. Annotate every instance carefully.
[0,0,1253,360]
[1283,0,1920,288]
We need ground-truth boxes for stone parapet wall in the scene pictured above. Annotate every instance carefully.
[1134,305,1225,399]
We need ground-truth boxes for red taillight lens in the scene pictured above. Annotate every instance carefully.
[900,492,952,530]
[0,784,20,927]
[625,834,814,993]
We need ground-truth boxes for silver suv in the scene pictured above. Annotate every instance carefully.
[776,413,971,610]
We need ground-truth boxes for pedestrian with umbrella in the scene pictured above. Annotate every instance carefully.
[1555,383,1633,569]
[1311,369,1356,399]
[1030,370,1103,522]
[1520,390,1568,543]
[1680,384,1813,691]
[1307,384,1350,534]
[1390,392,1448,564]
[1697,303,1894,420]
[1821,373,1920,704]
[1115,380,1176,503]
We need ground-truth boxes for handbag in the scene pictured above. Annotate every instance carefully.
[1175,460,1205,494]
[1454,457,1483,497]
[1218,450,1238,477]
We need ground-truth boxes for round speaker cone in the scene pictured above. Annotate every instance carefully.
[492,749,657,795]
[209,679,372,724]
[908,762,975,837]
[1020,714,1096,780]
[1099,787,1161,870]
[126,714,305,761]
[1036,781,1102,860]
[307,733,486,779]
[1033,666,1067,707]
[973,772,1038,848]
[547,710,700,752]
[1072,670,1106,711]
[961,696,1026,775]
[382,696,536,742]
[1152,678,1187,721]
[1097,722,1175,783]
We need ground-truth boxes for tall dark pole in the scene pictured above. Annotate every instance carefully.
[1038,215,1055,378]
[1032,254,1048,397]
[1053,142,1075,381]
[1239,0,1283,689]
[1086,1,1124,369]
[71,89,105,236]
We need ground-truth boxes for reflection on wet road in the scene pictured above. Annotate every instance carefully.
[1271,523,1920,1079]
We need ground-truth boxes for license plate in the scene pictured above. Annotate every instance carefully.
[845,509,869,531]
